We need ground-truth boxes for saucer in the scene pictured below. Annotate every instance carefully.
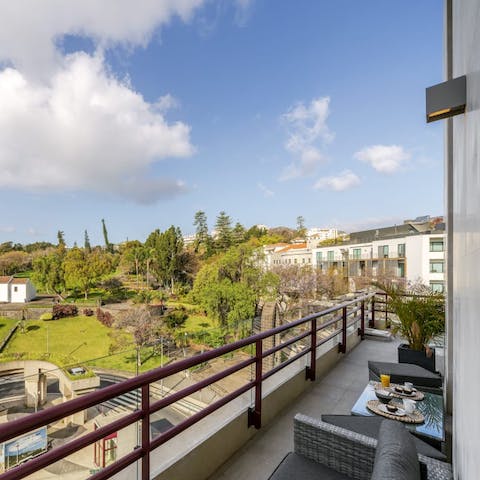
[378,404,406,416]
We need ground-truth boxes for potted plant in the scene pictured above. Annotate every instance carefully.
[375,282,445,372]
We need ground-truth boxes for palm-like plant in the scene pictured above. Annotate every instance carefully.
[375,282,445,351]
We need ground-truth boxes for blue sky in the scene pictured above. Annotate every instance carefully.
[0,1,444,246]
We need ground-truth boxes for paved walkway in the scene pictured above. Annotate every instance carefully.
[209,337,400,480]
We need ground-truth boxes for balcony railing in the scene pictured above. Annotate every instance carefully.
[0,293,375,480]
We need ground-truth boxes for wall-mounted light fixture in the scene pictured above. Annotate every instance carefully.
[426,75,466,123]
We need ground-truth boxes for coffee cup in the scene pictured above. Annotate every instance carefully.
[403,399,416,414]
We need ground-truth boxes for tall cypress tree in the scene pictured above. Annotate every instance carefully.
[101,219,113,253]
[84,230,91,252]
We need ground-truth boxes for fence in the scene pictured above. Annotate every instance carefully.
[0,293,375,480]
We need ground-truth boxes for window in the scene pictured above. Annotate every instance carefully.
[327,251,334,261]
[430,281,445,293]
[398,261,405,278]
[316,251,323,263]
[352,248,361,259]
[430,239,444,252]
[294,258,297,264]
[398,243,405,258]
[13,286,18,292]
[378,245,389,258]
[430,260,444,273]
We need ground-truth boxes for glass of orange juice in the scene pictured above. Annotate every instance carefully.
[380,374,390,388]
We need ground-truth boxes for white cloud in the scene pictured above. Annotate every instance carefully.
[258,182,274,198]
[0,1,204,203]
[354,144,410,174]
[280,97,333,180]
[0,1,205,80]
[314,170,361,191]
[0,53,194,203]
[154,93,180,112]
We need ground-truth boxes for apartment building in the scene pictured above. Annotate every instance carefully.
[312,228,445,292]
[263,218,445,292]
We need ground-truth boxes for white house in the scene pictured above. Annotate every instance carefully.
[0,277,36,303]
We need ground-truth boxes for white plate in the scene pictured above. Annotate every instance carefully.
[378,404,406,416]
[390,387,417,397]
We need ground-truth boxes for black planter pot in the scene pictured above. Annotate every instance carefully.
[397,343,436,372]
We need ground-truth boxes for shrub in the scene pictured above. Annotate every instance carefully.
[83,308,94,317]
[96,308,114,327]
[52,304,78,320]
[164,308,188,330]
[40,312,53,321]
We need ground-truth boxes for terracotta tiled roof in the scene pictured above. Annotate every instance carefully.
[277,243,308,253]
[0,276,12,284]
[11,278,29,284]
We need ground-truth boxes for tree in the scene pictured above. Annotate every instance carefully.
[193,210,213,257]
[267,226,296,243]
[116,307,163,364]
[214,211,232,251]
[194,211,208,243]
[32,251,66,297]
[102,219,113,253]
[273,265,317,307]
[0,251,31,275]
[232,222,246,245]
[119,240,145,286]
[64,248,114,299]
[145,226,185,292]
[84,230,91,253]
[296,216,307,237]
[191,244,275,329]
[57,231,66,248]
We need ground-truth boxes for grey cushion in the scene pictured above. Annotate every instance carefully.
[371,420,420,480]
[268,452,351,480]
[321,415,446,461]
[368,361,442,389]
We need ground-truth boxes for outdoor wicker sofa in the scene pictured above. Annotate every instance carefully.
[321,414,446,461]
[268,414,452,480]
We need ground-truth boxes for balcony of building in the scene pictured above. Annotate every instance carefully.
[0,293,449,480]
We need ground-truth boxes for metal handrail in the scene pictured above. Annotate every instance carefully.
[0,293,374,480]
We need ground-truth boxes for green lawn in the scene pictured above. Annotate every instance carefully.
[0,317,18,342]
[1,315,167,373]
[184,314,214,332]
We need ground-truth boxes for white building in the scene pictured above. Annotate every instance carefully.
[263,218,445,292]
[265,243,312,268]
[312,231,445,292]
[0,277,37,303]
[305,227,345,248]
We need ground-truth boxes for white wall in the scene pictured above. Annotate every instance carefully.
[10,281,36,303]
[10,284,27,303]
[0,283,10,302]
[451,0,480,477]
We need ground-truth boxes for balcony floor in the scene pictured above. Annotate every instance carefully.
[208,337,400,480]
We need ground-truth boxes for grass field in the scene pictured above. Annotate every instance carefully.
[1,315,167,373]
[0,318,18,342]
